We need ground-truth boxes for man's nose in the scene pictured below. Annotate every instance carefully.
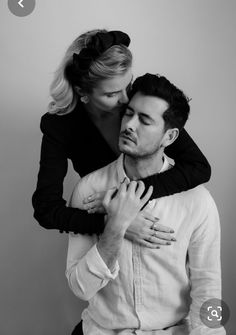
[125,115,138,132]
[119,90,129,104]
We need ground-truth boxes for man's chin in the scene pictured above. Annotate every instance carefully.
[119,144,135,156]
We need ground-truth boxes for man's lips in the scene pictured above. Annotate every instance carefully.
[120,133,136,144]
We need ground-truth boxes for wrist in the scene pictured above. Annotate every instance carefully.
[105,219,126,237]
[106,216,128,236]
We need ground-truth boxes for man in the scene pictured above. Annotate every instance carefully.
[66,74,225,334]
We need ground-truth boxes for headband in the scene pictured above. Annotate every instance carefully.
[73,30,131,74]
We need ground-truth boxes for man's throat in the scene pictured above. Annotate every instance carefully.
[123,155,164,180]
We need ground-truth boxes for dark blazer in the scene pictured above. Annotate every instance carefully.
[32,102,211,234]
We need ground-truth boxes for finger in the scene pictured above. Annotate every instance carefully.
[141,208,160,222]
[149,231,177,241]
[117,179,128,196]
[87,208,96,214]
[108,187,118,199]
[103,188,117,206]
[83,194,96,204]
[140,186,153,207]
[127,180,138,194]
[137,239,160,249]
[88,206,105,214]
[142,212,159,223]
[145,235,172,246]
[135,181,145,198]
[83,199,99,210]
[152,222,175,234]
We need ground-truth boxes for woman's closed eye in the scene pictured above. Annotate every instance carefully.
[124,109,133,116]
[105,92,118,98]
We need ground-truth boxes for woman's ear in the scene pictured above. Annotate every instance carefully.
[75,87,90,104]
[162,128,179,148]
[74,86,83,96]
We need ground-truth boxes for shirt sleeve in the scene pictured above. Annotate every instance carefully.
[142,129,211,198]
[66,234,119,301]
[188,192,226,334]
[32,113,105,234]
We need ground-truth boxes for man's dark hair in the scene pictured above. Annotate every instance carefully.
[129,73,190,131]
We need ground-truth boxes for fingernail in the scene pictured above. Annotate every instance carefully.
[171,238,177,241]
[170,229,175,233]
[154,217,160,221]
[166,242,172,245]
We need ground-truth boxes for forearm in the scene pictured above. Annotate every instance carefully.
[66,241,119,301]
[97,220,125,270]
[142,129,211,198]
[32,193,105,234]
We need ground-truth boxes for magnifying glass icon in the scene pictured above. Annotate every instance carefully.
[211,310,219,318]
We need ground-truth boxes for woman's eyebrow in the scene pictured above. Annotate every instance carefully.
[104,77,133,94]
[104,89,122,94]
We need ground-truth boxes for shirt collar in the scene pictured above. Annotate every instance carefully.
[116,153,172,184]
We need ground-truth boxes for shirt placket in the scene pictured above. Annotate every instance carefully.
[132,242,143,323]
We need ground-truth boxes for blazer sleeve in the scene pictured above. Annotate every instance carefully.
[32,114,105,234]
[142,128,211,199]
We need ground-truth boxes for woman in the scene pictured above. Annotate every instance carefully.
[32,29,211,335]
[32,28,210,244]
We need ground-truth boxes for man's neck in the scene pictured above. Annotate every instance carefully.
[124,150,165,180]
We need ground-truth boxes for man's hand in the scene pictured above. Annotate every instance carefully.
[103,179,153,233]
[97,180,153,269]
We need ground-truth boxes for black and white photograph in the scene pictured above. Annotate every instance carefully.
[0,1,235,334]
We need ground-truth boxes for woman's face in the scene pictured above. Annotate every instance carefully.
[86,68,133,115]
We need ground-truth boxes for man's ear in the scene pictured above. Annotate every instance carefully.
[161,128,179,148]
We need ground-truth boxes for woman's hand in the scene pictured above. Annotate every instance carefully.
[125,210,176,249]
[83,190,109,214]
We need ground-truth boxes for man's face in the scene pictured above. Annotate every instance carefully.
[119,92,169,158]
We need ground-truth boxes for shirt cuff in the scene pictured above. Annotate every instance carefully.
[85,244,119,280]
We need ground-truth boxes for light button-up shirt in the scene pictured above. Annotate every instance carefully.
[66,154,225,335]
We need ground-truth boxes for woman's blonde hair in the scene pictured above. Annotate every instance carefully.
[48,29,132,115]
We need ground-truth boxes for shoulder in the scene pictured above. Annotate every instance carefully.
[77,159,118,193]
[180,185,219,219]
[188,185,216,205]
[40,108,80,135]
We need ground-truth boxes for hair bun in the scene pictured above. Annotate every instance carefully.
[90,31,130,52]
[73,30,131,74]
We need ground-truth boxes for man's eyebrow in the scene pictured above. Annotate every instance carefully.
[126,105,155,122]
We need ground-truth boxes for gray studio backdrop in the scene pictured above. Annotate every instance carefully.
[0,1,235,334]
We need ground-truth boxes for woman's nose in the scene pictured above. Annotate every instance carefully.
[119,90,129,104]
